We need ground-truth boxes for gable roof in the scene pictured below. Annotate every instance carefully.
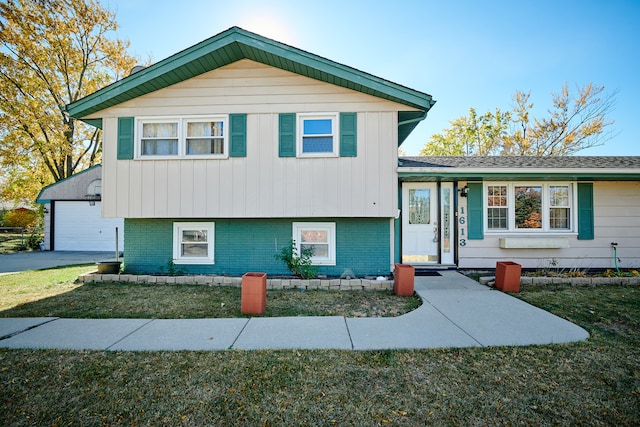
[398,156,640,181]
[66,27,435,143]
[36,164,102,203]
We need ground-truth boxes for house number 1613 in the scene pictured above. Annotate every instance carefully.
[458,207,467,246]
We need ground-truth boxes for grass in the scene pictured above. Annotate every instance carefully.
[0,265,95,312]
[0,231,27,254]
[1,268,639,425]
[0,266,421,318]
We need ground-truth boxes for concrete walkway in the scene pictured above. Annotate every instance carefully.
[0,271,590,351]
[0,251,117,274]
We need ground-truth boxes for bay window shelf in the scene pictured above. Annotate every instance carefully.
[499,237,570,249]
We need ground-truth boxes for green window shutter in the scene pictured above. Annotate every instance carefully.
[278,113,296,157]
[577,182,594,240]
[229,114,247,157]
[117,117,134,160]
[467,183,484,240]
[340,112,357,157]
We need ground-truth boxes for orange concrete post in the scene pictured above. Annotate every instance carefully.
[394,263,415,296]
[495,261,521,293]
[241,272,267,315]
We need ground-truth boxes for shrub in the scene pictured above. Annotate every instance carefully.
[26,227,43,250]
[274,239,317,279]
[3,208,38,228]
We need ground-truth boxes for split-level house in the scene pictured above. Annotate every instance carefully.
[65,27,434,276]
[66,27,640,275]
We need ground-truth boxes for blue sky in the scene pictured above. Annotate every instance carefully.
[105,0,639,156]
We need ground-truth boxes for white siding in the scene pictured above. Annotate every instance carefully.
[42,202,51,250]
[97,60,407,219]
[458,181,640,269]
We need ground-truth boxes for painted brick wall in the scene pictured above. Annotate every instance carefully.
[124,218,390,276]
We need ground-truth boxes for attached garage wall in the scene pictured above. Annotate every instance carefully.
[54,201,124,251]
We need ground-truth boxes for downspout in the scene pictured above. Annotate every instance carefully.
[394,181,402,265]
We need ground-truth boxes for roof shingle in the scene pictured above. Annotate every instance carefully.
[399,156,640,169]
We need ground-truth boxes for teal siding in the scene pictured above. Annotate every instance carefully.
[229,113,247,157]
[577,182,594,240]
[467,183,484,240]
[124,218,390,276]
[117,117,134,160]
[278,113,296,157]
[339,112,357,156]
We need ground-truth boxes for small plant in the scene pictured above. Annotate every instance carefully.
[534,257,559,276]
[159,259,186,276]
[26,227,43,250]
[603,269,640,277]
[274,239,317,279]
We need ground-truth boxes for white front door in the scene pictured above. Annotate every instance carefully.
[402,183,439,263]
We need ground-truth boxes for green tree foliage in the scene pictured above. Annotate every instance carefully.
[0,0,136,204]
[420,83,616,156]
[421,108,510,156]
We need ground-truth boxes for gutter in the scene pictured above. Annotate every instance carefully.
[398,111,428,127]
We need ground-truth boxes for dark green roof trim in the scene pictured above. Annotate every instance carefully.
[66,27,435,127]
[84,118,103,129]
[398,111,428,144]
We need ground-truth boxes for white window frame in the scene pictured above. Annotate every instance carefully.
[173,222,215,264]
[296,113,339,158]
[292,222,336,265]
[484,182,576,234]
[137,118,180,158]
[136,116,229,160]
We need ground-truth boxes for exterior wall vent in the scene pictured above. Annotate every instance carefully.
[130,65,146,75]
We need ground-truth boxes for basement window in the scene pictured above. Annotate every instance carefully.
[173,222,215,264]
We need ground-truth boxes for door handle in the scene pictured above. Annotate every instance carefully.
[433,221,439,243]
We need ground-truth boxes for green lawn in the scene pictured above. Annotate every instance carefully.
[1,268,639,425]
[0,265,93,311]
[0,266,420,318]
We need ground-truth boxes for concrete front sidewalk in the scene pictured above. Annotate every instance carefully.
[0,271,590,351]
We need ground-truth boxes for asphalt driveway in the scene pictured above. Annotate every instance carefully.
[0,251,117,274]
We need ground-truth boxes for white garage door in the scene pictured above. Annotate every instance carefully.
[54,201,124,251]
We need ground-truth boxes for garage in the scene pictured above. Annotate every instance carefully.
[36,164,125,252]
[53,201,124,251]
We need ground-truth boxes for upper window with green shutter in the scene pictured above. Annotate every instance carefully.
[297,113,339,157]
[287,112,357,158]
[134,115,236,159]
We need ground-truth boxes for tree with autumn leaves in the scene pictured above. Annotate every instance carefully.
[420,83,617,157]
[0,0,136,204]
